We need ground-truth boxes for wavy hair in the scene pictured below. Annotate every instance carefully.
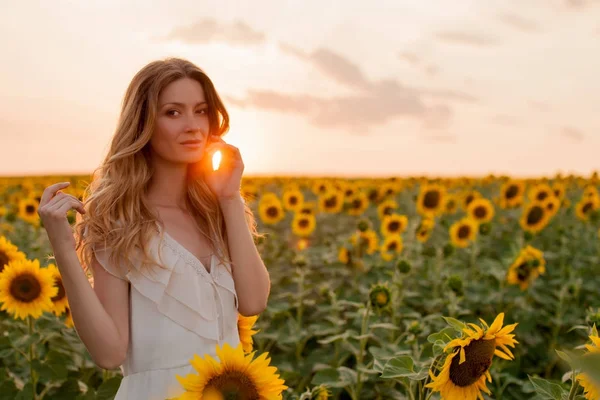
[74,57,263,278]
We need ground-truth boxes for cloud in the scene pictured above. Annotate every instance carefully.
[435,31,499,47]
[560,126,585,141]
[225,43,479,133]
[497,13,541,32]
[160,18,265,46]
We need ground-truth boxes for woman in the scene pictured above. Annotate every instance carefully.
[38,57,271,399]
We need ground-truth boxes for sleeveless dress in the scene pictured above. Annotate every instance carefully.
[89,223,240,400]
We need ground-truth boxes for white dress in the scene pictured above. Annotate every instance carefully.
[90,223,240,400]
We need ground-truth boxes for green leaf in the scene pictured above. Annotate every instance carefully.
[311,368,346,388]
[555,350,572,366]
[96,376,122,400]
[427,327,456,345]
[442,317,466,332]
[528,376,567,400]
[337,366,358,384]
[369,323,400,331]
[380,355,414,378]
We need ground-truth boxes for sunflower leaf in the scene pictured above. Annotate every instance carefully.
[379,355,414,378]
[442,317,467,332]
[527,376,567,400]
[554,350,572,366]
[95,377,122,400]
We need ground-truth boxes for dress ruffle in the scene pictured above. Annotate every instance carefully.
[91,224,239,342]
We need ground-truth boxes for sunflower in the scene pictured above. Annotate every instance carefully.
[0,258,58,320]
[338,246,351,265]
[258,200,285,225]
[241,182,259,202]
[461,190,482,211]
[346,191,369,216]
[575,197,600,222]
[350,229,379,256]
[46,264,69,316]
[312,179,333,196]
[541,196,561,217]
[377,199,398,220]
[499,180,525,209]
[282,188,304,212]
[426,313,518,400]
[175,342,288,400]
[0,236,27,273]
[318,190,344,214]
[380,235,403,261]
[380,214,408,237]
[506,245,546,290]
[369,283,392,311]
[417,184,446,217]
[576,326,600,400]
[466,198,495,224]
[551,182,566,200]
[416,218,435,243]
[449,218,478,248]
[378,182,398,200]
[18,197,40,227]
[312,385,331,399]
[297,201,316,216]
[291,213,316,237]
[528,183,553,203]
[341,182,359,199]
[238,314,260,354]
[520,203,551,233]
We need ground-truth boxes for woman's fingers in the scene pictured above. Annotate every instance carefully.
[39,182,71,207]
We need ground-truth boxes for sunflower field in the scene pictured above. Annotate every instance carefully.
[0,174,599,400]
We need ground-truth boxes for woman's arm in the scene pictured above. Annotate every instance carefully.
[53,241,130,370]
[219,195,271,316]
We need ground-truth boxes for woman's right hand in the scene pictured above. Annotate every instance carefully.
[38,182,86,250]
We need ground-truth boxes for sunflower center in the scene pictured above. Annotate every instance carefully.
[458,225,471,239]
[526,206,544,225]
[446,200,456,210]
[0,250,9,272]
[10,273,42,303]
[266,206,279,218]
[383,206,394,215]
[505,185,518,199]
[352,199,362,209]
[474,206,487,219]
[423,191,440,209]
[465,195,475,206]
[325,197,338,208]
[516,262,531,281]
[388,221,400,232]
[449,338,495,387]
[582,202,593,214]
[205,370,260,400]
[298,218,309,228]
[289,196,298,205]
[51,277,66,302]
[387,241,398,251]
[26,204,36,215]
[376,292,389,305]
[536,191,548,201]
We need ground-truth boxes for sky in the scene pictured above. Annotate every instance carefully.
[0,0,599,178]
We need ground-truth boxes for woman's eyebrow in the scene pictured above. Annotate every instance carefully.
[160,101,207,108]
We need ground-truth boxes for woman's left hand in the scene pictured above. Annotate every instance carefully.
[202,135,244,202]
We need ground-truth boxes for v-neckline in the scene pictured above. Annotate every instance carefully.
[156,222,214,276]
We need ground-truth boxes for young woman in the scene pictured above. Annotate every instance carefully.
[38,57,271,399]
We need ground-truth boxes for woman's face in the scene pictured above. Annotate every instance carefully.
[151,77,211,165]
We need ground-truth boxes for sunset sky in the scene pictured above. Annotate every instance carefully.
[1,0,599,178]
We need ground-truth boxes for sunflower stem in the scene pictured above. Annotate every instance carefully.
[355,302,371,400]
[28,315,38,400]
[567,372,579,400]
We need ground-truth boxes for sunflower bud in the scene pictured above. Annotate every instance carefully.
[396,259,411,274]
[357,219,370,232]
[479,222,491,235]
[408,320,422,335]
[447,275,464,296]
[586,307,600,326]
[369,284,392,310]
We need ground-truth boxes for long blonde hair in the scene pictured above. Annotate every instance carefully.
[74,57,263,278]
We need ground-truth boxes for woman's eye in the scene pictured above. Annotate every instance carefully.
[197,109,207,114]
[167,110,179,116]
